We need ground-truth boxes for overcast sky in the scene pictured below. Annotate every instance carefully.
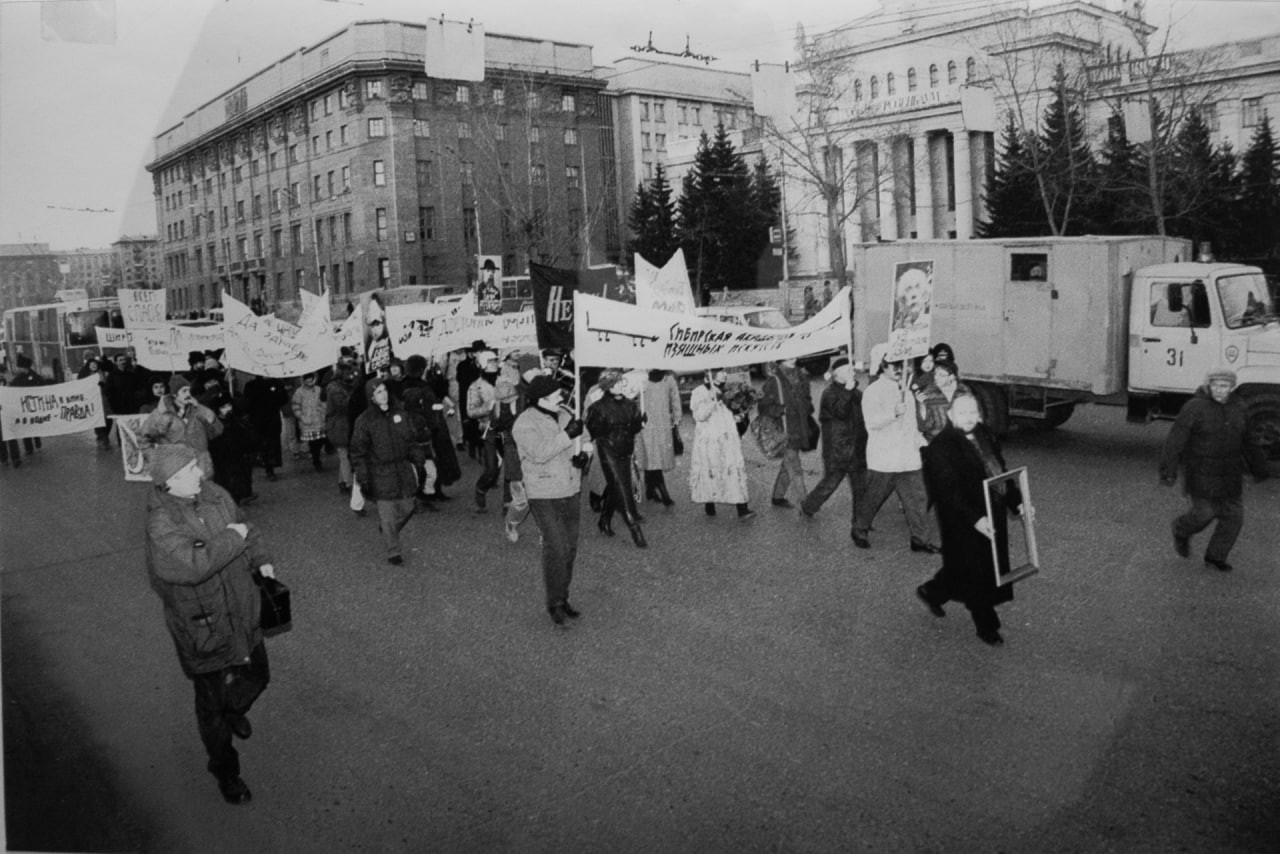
[0,0,1274,250]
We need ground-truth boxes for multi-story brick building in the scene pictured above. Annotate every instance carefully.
[148,20,615,319]
[111,235,160,293]
[0,243,61,313]
[57,247,115,298]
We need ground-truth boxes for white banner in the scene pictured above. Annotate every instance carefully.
[634,249,697,316]
[0,376,105,439]
[887,261,934,363]
[573,288,852,371]
[387,302,538,360]
[222,292,338,378]
[100,324,227,372]
[111,413,150,482]
[118,288,167,328]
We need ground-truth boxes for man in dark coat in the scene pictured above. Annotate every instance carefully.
[800,358,868,529]
[759,359,814,509]
[455,340,486,458]
[350,377,426,565]
[917,393,1027,646]
[243,375,289,481]
[145,443,277,804]
[402,354,459,503]
[1160,367,1268,571]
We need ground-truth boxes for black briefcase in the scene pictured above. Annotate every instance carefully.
[253,570,292,636]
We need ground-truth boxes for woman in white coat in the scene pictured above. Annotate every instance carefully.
[688,370,755,520]
[635,369,682,507]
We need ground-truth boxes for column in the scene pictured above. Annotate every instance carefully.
[953,128,973,240]
[914,134,934,239]
[878,140,898,242]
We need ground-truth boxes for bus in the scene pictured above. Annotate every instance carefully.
[3,297,125,382]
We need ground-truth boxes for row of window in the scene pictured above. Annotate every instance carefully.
[638,99,748,129]
[305,77,580,117]
[855,58,977,101]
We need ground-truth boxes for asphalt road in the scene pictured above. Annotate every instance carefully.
[3,399,1279,853]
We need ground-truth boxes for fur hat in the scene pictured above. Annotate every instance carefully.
[597,368,624,392]
[526,374,562,403]
[1205,367,1237,387]
[171,376,192,392]
[150,444,198,486]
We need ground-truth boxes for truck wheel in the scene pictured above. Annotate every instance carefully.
[1043,402,1076,428]
[970,382,1009,436]
[1244,392,1280,470]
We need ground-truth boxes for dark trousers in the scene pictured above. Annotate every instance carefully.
[919,575,1003,636]
[854,469,936,543]
[1174,495,1244,562]
[0,438,19,464]
[375,497,416,559]
[529,495,581,608]
[307,437,325,468]
[801,466,866,523]
[191,641,269,782]
[598,450,641,526]
[771,447,808,504]
[475,436,501,502]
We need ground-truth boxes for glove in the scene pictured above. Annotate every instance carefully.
[571,452,590,470]
[564,418,584,439]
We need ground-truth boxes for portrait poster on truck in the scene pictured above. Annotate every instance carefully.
[887,260,934,363]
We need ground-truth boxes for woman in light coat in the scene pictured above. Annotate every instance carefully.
[688,370,755,520]
[290,372,326,472]
[635,369,682,507]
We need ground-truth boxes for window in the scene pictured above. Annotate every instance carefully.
[323,93,333,115]
[313,174,322,200]
[417,160,433,187]
[339,125,348,145]
[373,160,386,186]
[491,85,504,106]
[566,165,580,188]
[375,207,387,241]
[908,68,917,91]
[237,236,248,259]
[562,92,575,112]
[413,119,430,138]
[253,232,263,258]
[311,135,320,155]
[327,171,335,197]
[310,100,319,121]
[929,64,939,88]
[269,151,279,170]
[495,124,506,141]
[642,132,651,151]
[855,80,863,101]
[530,126,541,143]
[318,266,327,290]
[654,102,665,122]
[564,127,578,145]
[460,161,474,185]
[1242,97,1264,127]
[205,177,214,193]
[420,206,435,240]
[1201,103,1219,132]
[221,206,229,227]
[295,268,306,293]
[640,100,650,121]
[341,166,350,192]
[966,57,976,81]
[455,84,470,104]
[1150,282,1211,328]
[325,130,333,150]
[194,247,203,272]
[368,118,386,138]
[531,163,547,183]
[378,258,390,288]
[643,161,654,180]
[193,214,201,237]
[272,228,283,257]
[1010,253,1049,282]
[365,79,383,100]
[271,189,282,212]
[252,194,262,218]
[692,105,701,124]
[289,144,299,163]
[289,181,300,206]
[251,160,260,177]
[412,81,428,100]
[526,91,540,110]
[290,223,302,254]
[678,102,689,124]
[345,261,354,292]
[338,88,349,109]
[208,242,216,264]
[343,212,352,243]
[329,216,337,245]
[947,61,957,84]
[655,133,666,150]
[458,121,472,139]
[275,272,284,301]
[233,165,243,184]
[870,76,879,98]
[887,72,896,95]
[315,218,325,249]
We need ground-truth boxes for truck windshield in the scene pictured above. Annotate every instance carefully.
[1218,273,1276,329]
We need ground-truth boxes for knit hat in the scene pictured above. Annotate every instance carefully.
[1205,367,1237,386]
[171,376,192,392]
[365,376,388,399]
[150,444,198,486]
[526,374,562,403]
[597,368,624,392]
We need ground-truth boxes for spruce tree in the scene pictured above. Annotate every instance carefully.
[1167,108,1239,254]
[978,112,1044,237]
[1096,110,1149,234]
[1237,113,1280,261]
[677,126,757,303]
[626,163,679,268]
[1034,65,1099,235]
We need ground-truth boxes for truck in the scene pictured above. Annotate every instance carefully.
[848,236,1280,464]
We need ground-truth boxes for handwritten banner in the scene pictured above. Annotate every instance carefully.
[118,288,168,328]
[0,376,105,439]
[386,302,539,360]
[573,288,852,371]
[111,413,151,482]
[635,249,697,316]
[98,324,227,372]
[221,292,338,378]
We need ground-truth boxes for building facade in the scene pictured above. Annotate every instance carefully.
[111,236,161,293]
[148,21,615,319]
[57,247,116,299]
[0,243,61,313]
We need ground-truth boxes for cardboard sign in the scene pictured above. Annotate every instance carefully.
[386,302,538,360]
[112,413,151,482]
[0,376,105,439]
[221,292,338,378]
[118,288,168,328]
[634,249,697,316]
[887,260,934,363]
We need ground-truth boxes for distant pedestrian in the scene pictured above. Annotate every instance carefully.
[325,365,357,493]
[800,357,867,526]
[10,354,45,455]
[243,375,288,481]
[822,280,833,307]
[144,443,277,805]
[467,350,500,511]
[351,377,425,565]
[1160,368,1269,572]
[688,370,755,520]
[636,369,682,507]
[760,359,814,510]
[209,393,260,505]
[291,372,326,472]
[802,285,819,320]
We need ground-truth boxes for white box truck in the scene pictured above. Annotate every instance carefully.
[849,236,1280,464]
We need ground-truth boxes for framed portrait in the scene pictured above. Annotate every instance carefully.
[983,465,1039,586]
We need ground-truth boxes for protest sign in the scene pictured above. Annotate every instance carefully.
[634,249,696,316]
[386,301,538,360]
[573,288,851,371]
[530,264,619,351]
[111,413,151,482]
[106,324,226,372]
[95,327,133,349]
[886,260,934,363]
[118,288,168,328]
[221,292,338,377]
[476,256,503,315]
[0,376,105,439]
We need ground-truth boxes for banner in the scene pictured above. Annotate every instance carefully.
[118,288,168,328]
[221,292,338,378]
[573,288,852,371]
[529,263,619,352]
[100,324,227,372]
[634,249,696,316]
[112,413,151,482]
[386,302,538,360]
[0,376,105,439]
[887,260,934,363]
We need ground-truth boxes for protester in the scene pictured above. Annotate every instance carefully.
[106,353,145,418]
[688,370,755,520]
[455,340,487,459]
[800,357,868,526]
[402,355,457,504]
[759,359,814,510]
[636,369,682,507]
[209,393,260,505]
[140,376,170,414]
[852,344,940,552]
[79,355,113,449]
[489,361,527,541]
[513,375,592,625]
[141,378,223,478]
[586,369,648,548]
[10,354,45,454]
[291,372,326,472]
[243,375,289,481]
[914,359,970,443]
[1160,367,1269,572]
[324,364,357,493]
[917,394,1028,646]
[144,443,277,804]
[0,372,20,468]
[803,285,819,320]
[468,350,501,511]
[170,351,206,396]
[350,377,425,565]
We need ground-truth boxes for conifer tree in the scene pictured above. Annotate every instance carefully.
[1033,65,1099,235]
[978,112,1044,237]
[1095,110,1149,234]
[626,163,679,268]
[1237,113,1280,261]
[677,126,757,303]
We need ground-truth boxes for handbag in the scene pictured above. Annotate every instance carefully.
[253,570,292,636]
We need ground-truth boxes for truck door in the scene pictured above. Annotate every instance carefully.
[1003,251,1053,378]
[1133,279,1220,392]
